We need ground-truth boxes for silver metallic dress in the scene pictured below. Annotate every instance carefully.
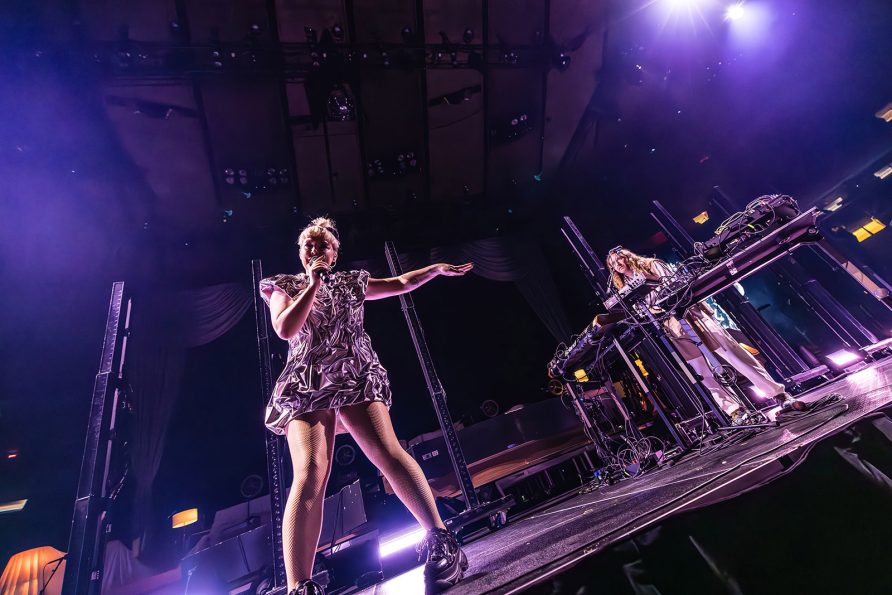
[259,269,392,435]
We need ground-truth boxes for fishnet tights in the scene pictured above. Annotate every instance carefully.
[340,401,446,532]
[283,402,444,589]
[284,410,336,589]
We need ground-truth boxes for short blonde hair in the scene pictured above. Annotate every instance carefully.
[296,216,340,255]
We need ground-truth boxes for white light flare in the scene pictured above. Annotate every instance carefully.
[379,526,427,558]
[826,349,863,368]
[725,2,746,21]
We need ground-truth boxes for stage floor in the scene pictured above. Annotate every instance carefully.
[358,357,892,595]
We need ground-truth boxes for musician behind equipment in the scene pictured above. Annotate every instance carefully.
[605,247,804,424]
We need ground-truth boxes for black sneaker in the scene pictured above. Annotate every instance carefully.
[288,579,325,595]
[417,527,469,591]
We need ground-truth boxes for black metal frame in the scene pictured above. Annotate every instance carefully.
[558,216,701,445]
[708,191,882,355]
[251,260,288,592]
[383,241,514,530]
[650,199,812,381]
[63,282,131,595]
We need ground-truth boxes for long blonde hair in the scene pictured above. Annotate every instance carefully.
[606,248,660,290]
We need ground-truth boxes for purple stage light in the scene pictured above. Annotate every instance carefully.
[726,1,772,46]
[826,349,863,368]
[379,526,426,558]
[725,2,745,21]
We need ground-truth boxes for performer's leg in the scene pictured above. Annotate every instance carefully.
[339,401,445,530]
[340,401,466,589]
[712,338,785,398]
[283,410,337,590]
[669,333,741,417]
[685,354,741,417]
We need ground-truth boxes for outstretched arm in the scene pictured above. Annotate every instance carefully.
[366,263,473,300]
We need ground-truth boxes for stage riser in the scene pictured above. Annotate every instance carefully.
[523,409,892,595]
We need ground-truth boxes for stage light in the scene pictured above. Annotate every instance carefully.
[554,52,571,71]
[864,337,892,355]
[876,102,892,123]
[379,526,426,558]
[852,217,887,242]
[864,218,887,234]
[874,164,892,180]
[0,499,27,514]
[725,3,745,21]
[171,508,199,529]
[824,196,844,212]
[463,28,474,44]
[6,449,18,459]
[693,211,710,224]
[826,349,863,368]
[574,369,590,383]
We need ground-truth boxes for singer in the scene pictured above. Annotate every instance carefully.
[259,217,473,595]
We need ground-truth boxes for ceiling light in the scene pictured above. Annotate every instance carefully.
[0,499,27,514]
[725,3,746,21]
[873,164,892,180]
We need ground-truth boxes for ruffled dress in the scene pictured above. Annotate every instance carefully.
[259,270,392,434]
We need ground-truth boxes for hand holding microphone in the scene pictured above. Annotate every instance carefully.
[308,256,332,286]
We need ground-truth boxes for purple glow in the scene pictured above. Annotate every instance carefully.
[379,526,426,558]
[725,3,745,21]
[826,349,862,368]
[726,1,773,46]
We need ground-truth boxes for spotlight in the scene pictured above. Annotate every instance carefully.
[305,26,317,46]
[401,26,413,44]
[826,348,864,369]
[463,28,474,44]
[332,24,345,40]
[554,52,571,71]
[725,2,745,21]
